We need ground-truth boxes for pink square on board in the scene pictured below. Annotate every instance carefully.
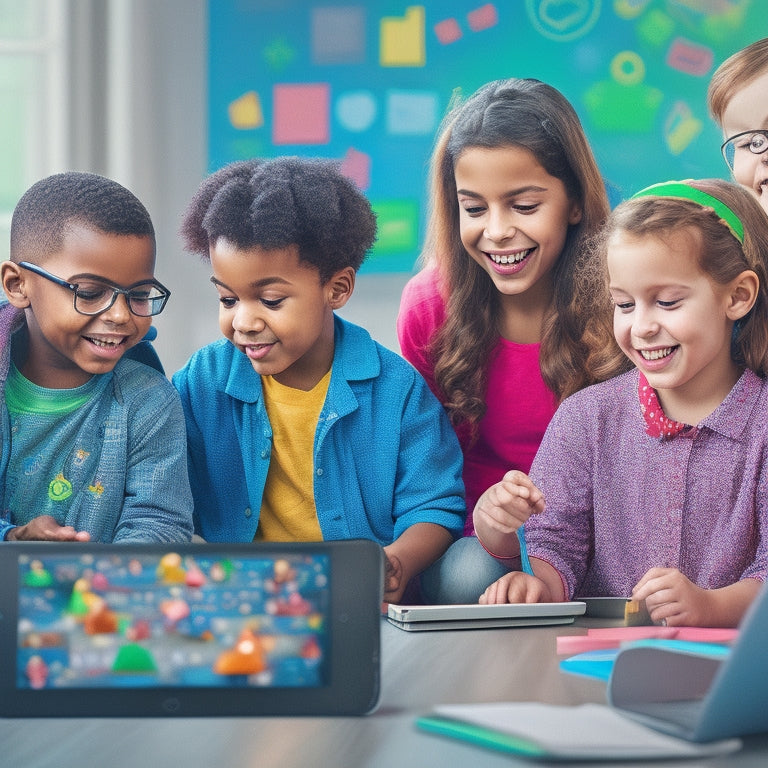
[468,4,498,32]
[434,18,462,45]
[273,83,330,145]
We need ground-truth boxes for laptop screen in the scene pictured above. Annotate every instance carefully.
[16,549,331,691]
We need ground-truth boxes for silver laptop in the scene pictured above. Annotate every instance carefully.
[388,601,586,631]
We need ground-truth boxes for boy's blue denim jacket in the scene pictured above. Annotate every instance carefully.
[0,301,193,542]
[173,315,466,544]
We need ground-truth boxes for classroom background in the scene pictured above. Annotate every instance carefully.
[0,1,764,375]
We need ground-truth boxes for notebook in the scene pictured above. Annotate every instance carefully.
[387,601,586,631]
[0,539,383,717]
[607,579,768,742]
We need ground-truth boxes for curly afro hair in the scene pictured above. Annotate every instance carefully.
[181,157,377,282]
[10,171,155,264]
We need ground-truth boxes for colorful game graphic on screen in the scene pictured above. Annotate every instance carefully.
[16,551,330,690]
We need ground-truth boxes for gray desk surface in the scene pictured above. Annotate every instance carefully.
[3,617,768,768]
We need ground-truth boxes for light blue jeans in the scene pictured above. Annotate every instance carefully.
[419,535,517,604]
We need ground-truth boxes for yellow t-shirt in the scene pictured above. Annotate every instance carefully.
[256,370,331,541]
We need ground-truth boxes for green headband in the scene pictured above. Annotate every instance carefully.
[631,180,744,244]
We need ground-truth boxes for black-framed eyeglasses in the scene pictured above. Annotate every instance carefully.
[720,129,768,172]
[18,261,171,317]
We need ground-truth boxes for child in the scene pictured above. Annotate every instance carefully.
[172,157,466,603]
[708,37,768,216]
[0,171,193,542]
[477,179,768,628]
[396,78,624,603]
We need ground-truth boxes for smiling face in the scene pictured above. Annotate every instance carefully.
[210,239,353,391]
[454,145,582,309]
[4,223,155,389]
[721,69,768,217]
[607,228,747,423]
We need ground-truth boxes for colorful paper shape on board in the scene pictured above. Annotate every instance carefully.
[335,91,377,133]
[584,79,663,131]
[666,37,714,76]
[272,83,330,145]
[434,17,462,45]
[636,9,674,46]
[370,199,420,254]
[380,6,426,67]
[614,0,652,20]
[228,91,264,130]
[312,6,365,64]
[664,101,703,156]
[340,147,371,191]
[263,37,296,71]
[467,4,498,32]
[526,0,601,42]
[386,90,438,136]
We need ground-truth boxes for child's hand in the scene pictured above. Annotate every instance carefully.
[479,571,552,605]
[473,470,546,535]
[382,550,405,604]
[631,568,708,627]
[5,515,91,542]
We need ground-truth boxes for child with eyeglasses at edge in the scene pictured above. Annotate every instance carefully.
[708,37,768,217]
[0,172,193,543]
[172,157,465,604]
[477,179,768,628]
[396,78,622,603]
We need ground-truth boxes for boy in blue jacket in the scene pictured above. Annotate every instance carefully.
[173,158,465,602]
[0,172,193,542]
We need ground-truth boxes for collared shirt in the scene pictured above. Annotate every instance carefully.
[524,368,768,598]
[172,315,466,545]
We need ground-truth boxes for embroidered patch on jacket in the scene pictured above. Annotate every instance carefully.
[48,473,73,502]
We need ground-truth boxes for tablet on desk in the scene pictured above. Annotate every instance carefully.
[0,540,383,717]
[387,601,586,631]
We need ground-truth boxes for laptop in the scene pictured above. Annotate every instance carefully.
[387,601,586,631]
[0,539,383,717]
[608,579,768,742]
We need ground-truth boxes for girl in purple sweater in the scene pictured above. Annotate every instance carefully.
[477,179,768,628]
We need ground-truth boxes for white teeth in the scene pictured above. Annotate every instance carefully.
[489,248,532,265]
[640,347,674,361]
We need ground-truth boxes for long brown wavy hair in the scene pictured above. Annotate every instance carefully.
[422,78,624,437]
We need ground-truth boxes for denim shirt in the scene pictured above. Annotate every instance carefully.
[0,301,193,542]
[173,315,466,544]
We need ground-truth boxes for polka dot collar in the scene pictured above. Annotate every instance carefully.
[638,372,689,439]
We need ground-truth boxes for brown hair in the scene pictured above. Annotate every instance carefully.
[596,178,768,377]
[421,78,622,435]
[708,37,768,126]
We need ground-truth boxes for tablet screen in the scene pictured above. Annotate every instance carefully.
[16,549,331,691]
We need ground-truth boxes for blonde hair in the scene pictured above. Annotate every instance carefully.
[421,78,622,436]
[708,37,768,126]
[595,179,768,377]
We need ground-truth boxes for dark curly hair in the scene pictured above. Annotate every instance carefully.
[180,157,377,283]
[10,171,155,264]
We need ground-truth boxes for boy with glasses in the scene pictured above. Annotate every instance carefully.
[708,37,768,216]
[0,172,193,543]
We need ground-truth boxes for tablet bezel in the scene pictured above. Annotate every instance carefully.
[0,539,383,718]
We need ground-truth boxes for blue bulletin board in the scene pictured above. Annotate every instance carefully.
[208,1,766,273]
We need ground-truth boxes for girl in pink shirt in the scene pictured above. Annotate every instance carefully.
[397,78,626,603]
[477,179,768,628]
